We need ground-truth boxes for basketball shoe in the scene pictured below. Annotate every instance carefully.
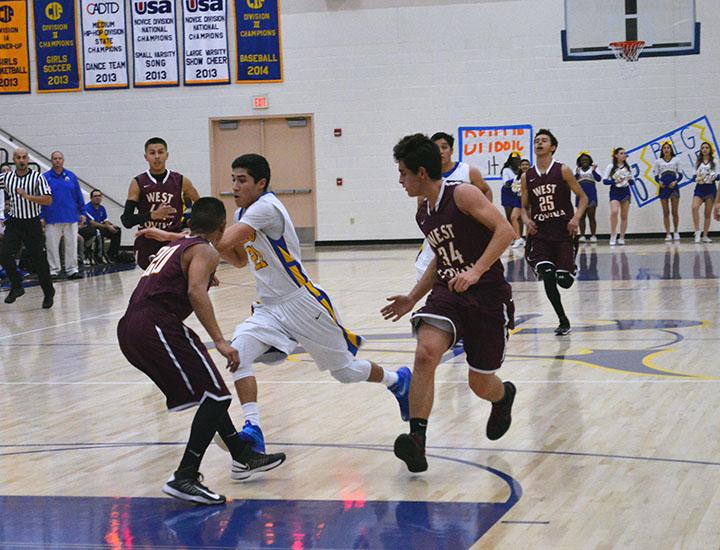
[162,471,226,505]
[394,433,428,473]
[389,367,412,421]
[231,449,286,481]
[486,381,516,440]
[238,420,265,453]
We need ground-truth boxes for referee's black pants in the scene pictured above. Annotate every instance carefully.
[0,217,54,296]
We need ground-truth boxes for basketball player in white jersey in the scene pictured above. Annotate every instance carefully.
[215,154,412,453]
[414,132,492,281]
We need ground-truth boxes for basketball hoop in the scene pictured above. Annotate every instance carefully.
[609,40,646,62]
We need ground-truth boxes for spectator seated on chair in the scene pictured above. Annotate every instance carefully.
[81,189,122,262]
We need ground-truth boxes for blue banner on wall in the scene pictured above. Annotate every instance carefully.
[32,0,81,92]
[233,0,281,83]
[626,116,719,207]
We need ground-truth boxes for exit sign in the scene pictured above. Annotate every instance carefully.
[252,95,269,109]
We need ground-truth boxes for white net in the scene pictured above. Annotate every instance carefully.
[609,40,646,62]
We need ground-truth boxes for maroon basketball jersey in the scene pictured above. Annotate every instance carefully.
[126,236,207,320]
[417,183,506,288]
[135,170,185,232]
[525,160,574,239]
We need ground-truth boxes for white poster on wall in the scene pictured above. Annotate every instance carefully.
[458,125,534,180]
[181,0,230,85]
[80,0,129,89]
[130,0,179,87]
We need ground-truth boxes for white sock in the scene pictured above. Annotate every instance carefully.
[382,369,399,388]
[241,402,260,426]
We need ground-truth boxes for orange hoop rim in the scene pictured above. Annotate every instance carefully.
[609,40,646,62]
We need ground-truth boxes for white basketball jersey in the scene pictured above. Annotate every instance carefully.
[443,161,471,185]
[238,193,310,302]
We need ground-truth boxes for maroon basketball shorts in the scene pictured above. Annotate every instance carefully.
[525,234,578,276]
[134,235,169,271]
[411,283,515,373]
[118,304,231,411]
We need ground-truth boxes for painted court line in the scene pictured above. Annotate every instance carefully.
[1,379,719,386]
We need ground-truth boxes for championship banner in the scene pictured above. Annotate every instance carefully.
[32,0,81,92]
[0,0,31,94]
[626,116,720,208]
[181,0,229,85]
[458,125,534,180]
[130,0,178,87]
[80,0,129,89]
[233,0,281,83]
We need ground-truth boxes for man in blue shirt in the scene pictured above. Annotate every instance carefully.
[81,189,122,262]
[42,151,86,280]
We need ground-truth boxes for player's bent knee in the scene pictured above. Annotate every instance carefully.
[230,339,257,381]
[537,263,556,280]
[330,359,372,384]
[556,272,575,289]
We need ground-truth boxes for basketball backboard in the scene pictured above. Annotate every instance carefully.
[561,0,700,61]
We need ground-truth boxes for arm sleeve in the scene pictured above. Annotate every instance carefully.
[240,200,285,240]
[121,200,148,228]
[602,164,613,185]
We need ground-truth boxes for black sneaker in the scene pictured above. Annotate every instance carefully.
[42,290,55,309]
[4,287,25,304]
[393,433,428,473]
[486,381,516,440]
[554,323,572,336]
[231,450,286,481]
[162,472,226,505]
[67,272,84,280]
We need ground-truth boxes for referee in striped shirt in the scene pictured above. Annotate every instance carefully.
[1,148,55,308]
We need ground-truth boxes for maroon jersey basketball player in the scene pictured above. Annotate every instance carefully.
[520,129,587,336]
[117,197,285,505]
[382,133,517,473]
[121,137,200,269]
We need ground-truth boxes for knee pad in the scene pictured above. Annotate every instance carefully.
[330,359,372,384]
[556,271,575,289]
[536,262,556,280]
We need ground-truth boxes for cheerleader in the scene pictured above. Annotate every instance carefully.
[501,152,522,246]
[691,141,718,243]
[508,158,530,248]
[603,147,634,246]
[653,141,682,241]
[575,152,601,242]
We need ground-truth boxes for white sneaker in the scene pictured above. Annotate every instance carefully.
[578,235,586,242]
[618,238,625,245]
[664,234,672,241]
[511,238,524,249]
[694,231,702,243]
[673,232,681,241]
[609,237,617,246]
[589,235,597,243]
[702,236,713,243]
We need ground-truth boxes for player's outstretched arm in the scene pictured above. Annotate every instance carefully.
[469,166,493,202]
[382,257,437,322]
[135,227,188,242]
[563,164,587,235]
[450,184,514,292]
[215,222,252,269]
[186,244,239,369]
